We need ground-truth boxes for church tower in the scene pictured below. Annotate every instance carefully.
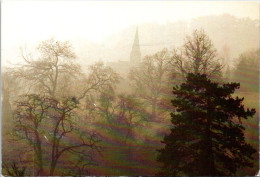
[130,28,141,64]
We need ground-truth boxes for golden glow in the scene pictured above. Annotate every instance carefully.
[1,1,259,65]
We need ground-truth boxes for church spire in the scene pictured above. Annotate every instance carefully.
[130,27,141,64]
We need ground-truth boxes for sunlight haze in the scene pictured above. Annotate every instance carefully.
[1,1,259,66]
[1,1,260,176]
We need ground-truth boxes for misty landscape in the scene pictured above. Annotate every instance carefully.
[1,1,259,176]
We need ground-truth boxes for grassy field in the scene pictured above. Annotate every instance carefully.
[3,92,258,176]
[90,91,259,176]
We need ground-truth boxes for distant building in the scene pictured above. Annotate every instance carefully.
[130,28,141,65]
[107,27,141,78]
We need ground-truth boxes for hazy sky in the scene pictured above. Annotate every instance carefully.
[1,1,259,66]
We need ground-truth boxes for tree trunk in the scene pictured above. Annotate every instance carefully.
[49,159,58,176]
[51,63,59,97]
[35,132,44,175]
[201,105,215,175]
[194,58,200,74]
[151,99,157,121]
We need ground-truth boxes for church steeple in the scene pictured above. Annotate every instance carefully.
[130,27,141,64]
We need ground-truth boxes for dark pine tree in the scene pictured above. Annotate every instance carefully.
[157,73,256,176]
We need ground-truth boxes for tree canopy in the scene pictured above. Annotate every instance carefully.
[232,49,259,93]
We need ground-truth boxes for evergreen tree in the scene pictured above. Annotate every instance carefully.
[157,73,256,176]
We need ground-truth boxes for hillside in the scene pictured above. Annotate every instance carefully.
[73,14,259,69]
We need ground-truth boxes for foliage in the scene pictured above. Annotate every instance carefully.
[116,94,149,144]
[157,73,256,176]
[232,49,259,93]
[85,88,148,144]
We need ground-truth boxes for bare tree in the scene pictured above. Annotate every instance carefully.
[129,49,173,121]
[220,44,232,81]
[88,89,148,143]
[12,94,51,175]
[14,39,119,102]
[14,38,80,98]
[116,94,148,145]
[221,44,231,66]
[47,97,100,176]
[12,94,100,176]
[83,90,148,169]
[77,62,120,101]
[2,161,26,176]
[172,29,222,78]
[2,72,18,137]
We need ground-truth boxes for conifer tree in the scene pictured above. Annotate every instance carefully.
[157,73,256,176]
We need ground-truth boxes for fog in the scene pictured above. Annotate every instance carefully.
[2,1,259,67]
[1,1,259,176]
